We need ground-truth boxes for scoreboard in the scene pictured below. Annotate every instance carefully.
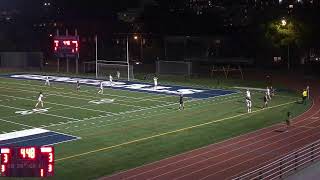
[53,36,79,58]
[0,146,54,177]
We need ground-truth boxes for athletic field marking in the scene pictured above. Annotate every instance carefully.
[180,126,320,180]
[0,86,144,109]
[291,125,316,129]
[60,96,244,134]
[55,100,297,162]
[0,93,114,114]
[44,96,242,129]
[0,80,170,102]
[0,117,35,128]
[0,104,81,122]
[311,116,319,119]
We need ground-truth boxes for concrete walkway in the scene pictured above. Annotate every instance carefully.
[286,160,320,180]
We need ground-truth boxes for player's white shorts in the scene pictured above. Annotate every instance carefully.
[246,100,252,107]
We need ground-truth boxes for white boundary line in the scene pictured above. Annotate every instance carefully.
[0,79,171,101]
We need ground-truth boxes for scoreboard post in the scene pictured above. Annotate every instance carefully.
[0,146,54,177]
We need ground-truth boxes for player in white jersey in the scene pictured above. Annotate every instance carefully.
[266,87,271,100]
[116,71,120,80]
[246,89,251,100]
[44,76,50,86]
[35,92,44,109]
[98,81,104,94]
[109,75,113,86]
[153,76,158,89]
[246,97,252,113]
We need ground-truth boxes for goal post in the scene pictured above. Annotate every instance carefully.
[96,60,134,80]
[156,60,192,76]
[211,64,244,80]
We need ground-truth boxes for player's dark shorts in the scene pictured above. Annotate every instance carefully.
[302,96,306,101]
[180,101,183,104]
[286,119,290,126]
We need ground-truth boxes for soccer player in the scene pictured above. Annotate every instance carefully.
[302,89,307,105]
[35,92,44,109]
[270,86,275,97]
[98,81,104,94]
[246,89,251,100]
[266,87,271,100]
[286,111,291,132]
[179,93,184,110]
[44,76,50,86]
[76,81,80,91]
[263,92,268,108]
[246,96,252,113]
[109,74,113,86]
[153,76,158,89]
[116,71,120,80]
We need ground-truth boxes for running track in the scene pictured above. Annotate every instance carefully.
[102,76,320,180]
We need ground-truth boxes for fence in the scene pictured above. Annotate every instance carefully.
[232,138,320,180]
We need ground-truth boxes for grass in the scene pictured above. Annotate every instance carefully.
[0,73,311,180]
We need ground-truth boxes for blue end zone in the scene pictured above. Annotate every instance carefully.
[4,74,239,99]
[0,131,79,147]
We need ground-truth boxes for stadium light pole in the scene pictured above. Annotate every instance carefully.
[134,35,143,62]
[281,18,290,70]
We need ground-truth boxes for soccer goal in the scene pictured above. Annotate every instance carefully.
[156,60,192,76]
[210,64,244,80]
[96,60,134,80]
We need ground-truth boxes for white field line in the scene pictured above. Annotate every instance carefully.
[42,96,219,128]
[0,93,115,114]
[54,100,299,163]
[0,91,222,130]
[0,86,145,109]
[0,117,35,128]
[0,80,169,101]
[53,93,291,133]
[58,97,245,134]
[0,104,81,122]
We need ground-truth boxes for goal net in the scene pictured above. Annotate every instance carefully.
[96,60,134,80]
[156,61,192,76]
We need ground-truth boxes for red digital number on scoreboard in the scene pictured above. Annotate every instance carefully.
[19,147,36,160]
[0,148,11,176]
[53,36,79,58]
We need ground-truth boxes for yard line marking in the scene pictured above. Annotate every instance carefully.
[55,100,297,162]
[45,96,242,129]
[0,80,164,101]
[0,85,145,109]
[0,104,81,122]
[0,117,35,128]
[0,93,111,114]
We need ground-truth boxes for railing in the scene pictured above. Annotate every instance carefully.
[232,139,320,180]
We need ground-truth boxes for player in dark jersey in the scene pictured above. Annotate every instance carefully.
[263,93,268,108]
[179,94,184,110]
[286,111,291,132]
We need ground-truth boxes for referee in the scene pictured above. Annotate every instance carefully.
[302,89,308,105]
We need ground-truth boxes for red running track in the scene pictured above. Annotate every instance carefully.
[102,79,320,180]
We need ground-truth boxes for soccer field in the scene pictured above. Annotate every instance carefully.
[0,74,310,180]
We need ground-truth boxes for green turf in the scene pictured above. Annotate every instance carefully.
[0,75,311,180]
